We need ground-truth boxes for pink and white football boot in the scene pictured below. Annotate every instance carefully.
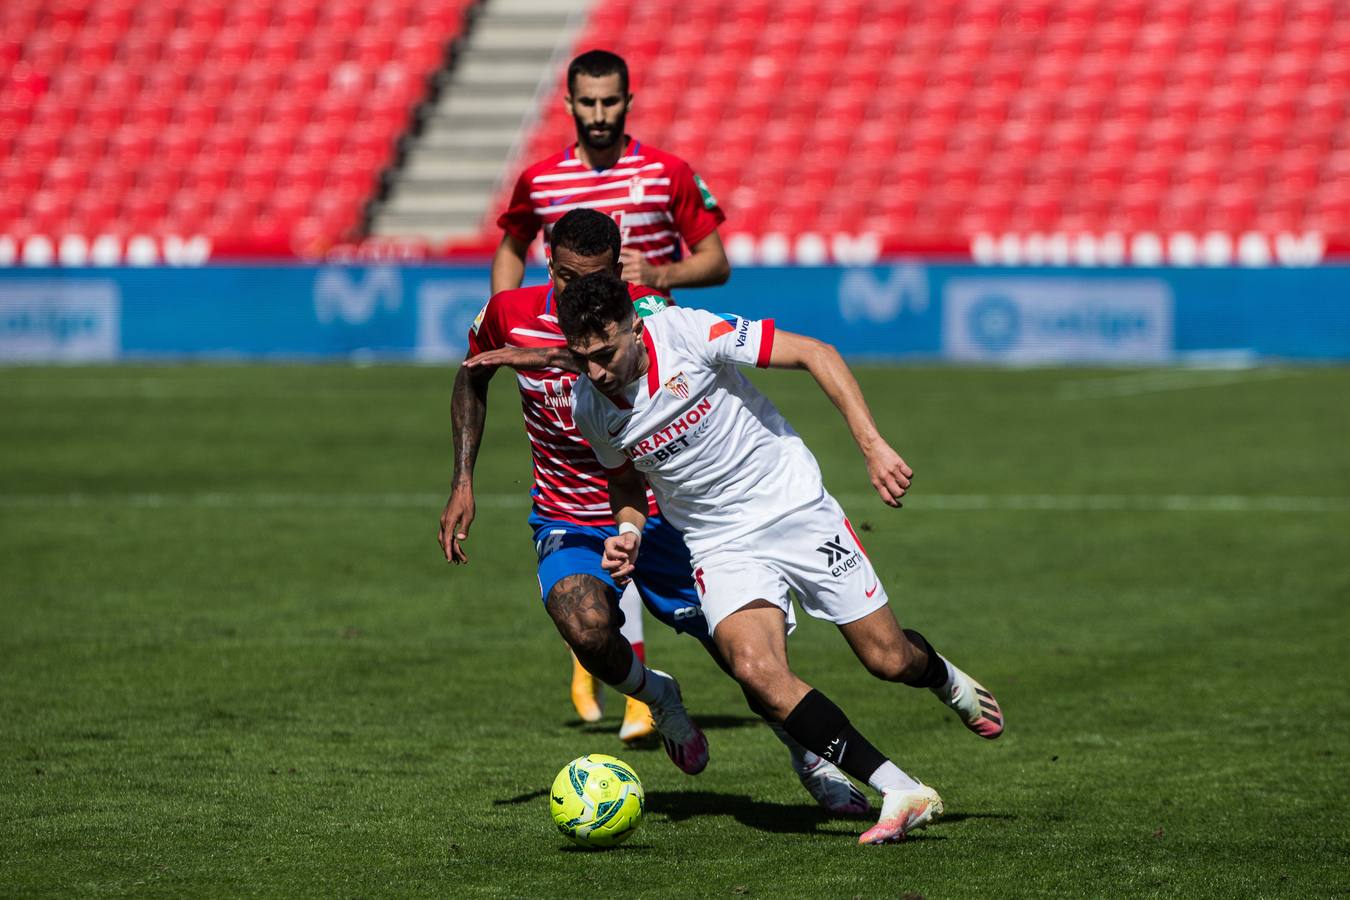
[934,662,1005,739]
[646,670,709,775]
[858,784,944,845]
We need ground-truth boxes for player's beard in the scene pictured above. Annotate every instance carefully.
[575,111,626,152]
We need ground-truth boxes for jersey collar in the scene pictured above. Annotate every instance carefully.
[641,325,660,397]
[566,137,638,172]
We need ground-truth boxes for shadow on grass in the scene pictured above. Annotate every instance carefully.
[555,833,948,851]
[646,790,866,836]
[563,714,761,734]
[557,843,655,854]
[495,788,549,806]
[644,793,1011,838]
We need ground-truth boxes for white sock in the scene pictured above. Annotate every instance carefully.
[867,761,921,794]
[617,583,645,646]
[612,649,674,706]
[767,721,820,773]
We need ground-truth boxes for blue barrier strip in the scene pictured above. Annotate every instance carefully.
[2,263,1349,362]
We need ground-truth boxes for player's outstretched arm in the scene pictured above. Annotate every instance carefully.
[463,345,581,374]
[489,233,531,295]
[439,362,495,563]
[620,231,730,292]
[601,463,649,585]
[767,331,913,508]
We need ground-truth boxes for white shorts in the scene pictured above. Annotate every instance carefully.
[690,493,891,638]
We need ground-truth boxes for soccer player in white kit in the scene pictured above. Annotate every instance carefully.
[559,271,1006,844]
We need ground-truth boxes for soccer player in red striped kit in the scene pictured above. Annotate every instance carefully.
[491,49,732,737]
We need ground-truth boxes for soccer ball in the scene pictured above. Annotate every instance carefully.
[549,754,644,848]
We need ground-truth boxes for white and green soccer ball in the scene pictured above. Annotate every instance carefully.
[549,754,644,848]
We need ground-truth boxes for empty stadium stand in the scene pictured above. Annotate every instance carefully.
[0,0,472,261]
[503,0,1350,262]
[1,0,1346,264]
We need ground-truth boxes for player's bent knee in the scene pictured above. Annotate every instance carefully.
[546,574,616,628]
[566,623,615,659]
[728,650,788,696]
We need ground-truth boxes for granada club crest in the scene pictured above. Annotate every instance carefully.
[663,372,690,400]
[628,175,645,205]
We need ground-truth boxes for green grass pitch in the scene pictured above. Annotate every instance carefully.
[2,363,1348,898]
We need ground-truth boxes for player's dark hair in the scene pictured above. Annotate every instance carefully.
[567,49,629,95]
[550,209,621,264]
[558,271,633,341]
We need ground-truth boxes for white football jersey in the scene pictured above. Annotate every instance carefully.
[572,306,827,557]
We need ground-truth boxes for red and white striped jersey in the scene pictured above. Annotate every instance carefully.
[467,280,666,524]
[497,137,725,267]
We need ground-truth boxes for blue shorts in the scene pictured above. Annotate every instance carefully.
[529,511,710,641]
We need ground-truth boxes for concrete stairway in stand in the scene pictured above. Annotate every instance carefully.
[370,0,591,243]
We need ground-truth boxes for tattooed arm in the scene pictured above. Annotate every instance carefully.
[463,345,580,374]
[438,362,495,564]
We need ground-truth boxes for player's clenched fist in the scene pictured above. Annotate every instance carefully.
[865,441,914,508]
[602,533,640,585]
[619,247,657,289]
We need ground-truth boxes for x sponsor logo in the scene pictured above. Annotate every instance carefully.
[816,534,862,578]
[816,535,852,566]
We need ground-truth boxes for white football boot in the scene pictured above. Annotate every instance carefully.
[798,758,870,815]
[858,784,944,844]
[645,670,709,775]
[934,662,1004,739]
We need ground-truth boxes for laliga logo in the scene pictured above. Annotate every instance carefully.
[838,264,929,323]
[313,266,402,325]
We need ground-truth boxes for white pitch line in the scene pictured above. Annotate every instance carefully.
[1,492,1347,513]
[0,491,511,510]
[836,493,1350,513]
[1,381,440,400]
[1057,368,1299,400]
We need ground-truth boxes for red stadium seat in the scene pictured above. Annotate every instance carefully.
[488,0,1349,253]
[5,0,1347,254]
[2,0,470,250]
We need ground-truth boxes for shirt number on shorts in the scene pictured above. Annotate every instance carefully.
[537,530,567,559]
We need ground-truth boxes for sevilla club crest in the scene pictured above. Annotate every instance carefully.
[663,372,690,400]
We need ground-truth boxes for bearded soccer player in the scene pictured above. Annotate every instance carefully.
[492,48,731,732]
[438,210,869,813]
[560,272,1006,845]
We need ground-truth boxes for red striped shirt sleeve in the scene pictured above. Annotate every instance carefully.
[496,169,541,244]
